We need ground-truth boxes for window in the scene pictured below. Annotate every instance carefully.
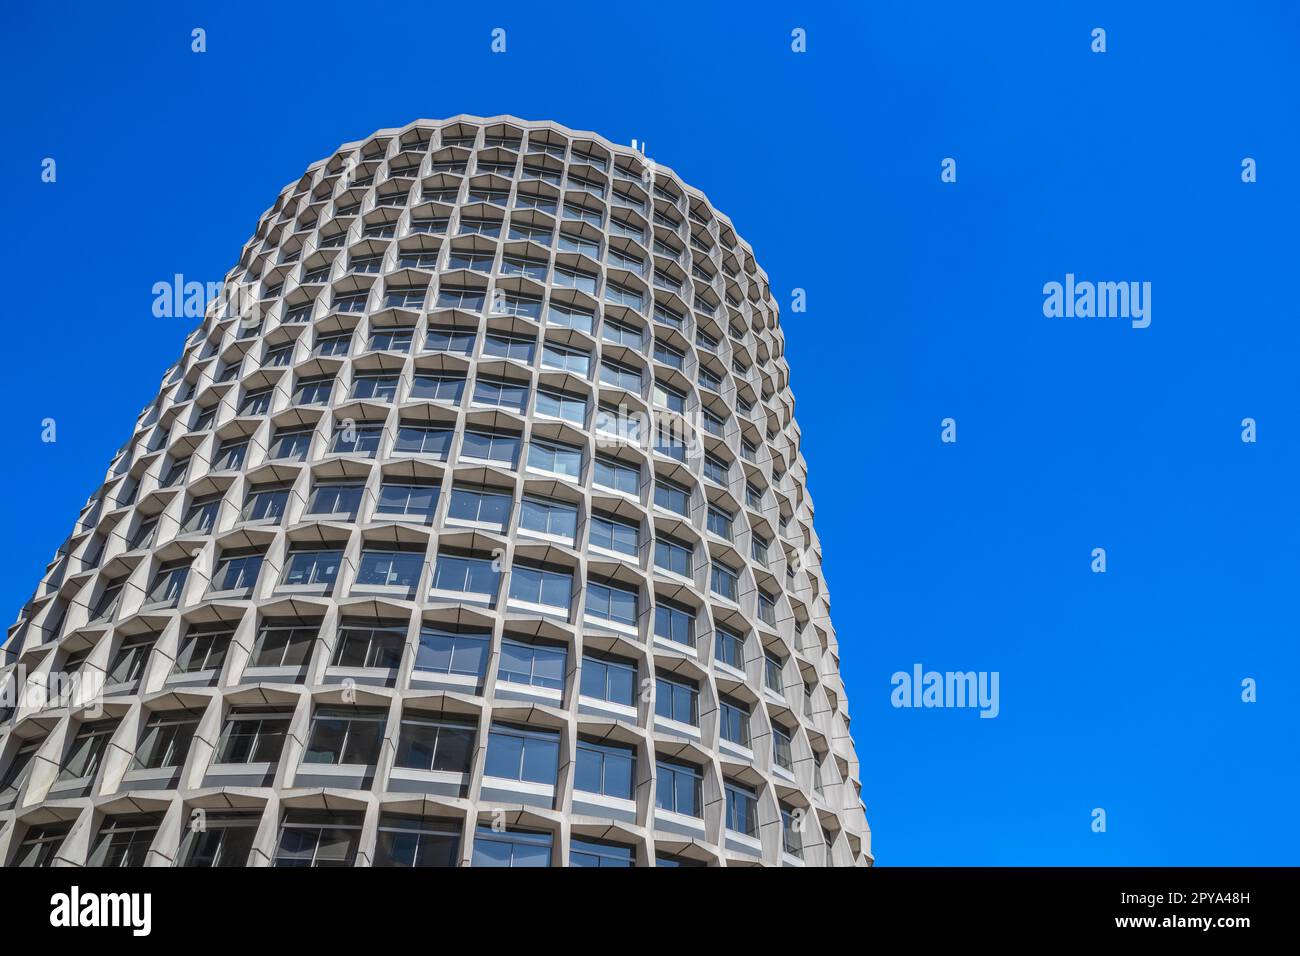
[375,815,461,867]
[725,781,758,837]
[395,716,475,773]
[282,548,342,588]
[751,534,770,566]
[107,636,154,687]
[88,814,161,867]
[213,438,248,471]
[720,696,750,747]
[351,372,399,401]
[303,707,386,765]
[249,621,316,668]
[294,375,334,406]
[711,562,739,602]
[411,373,466,403]
[355,550,423,589]
[332,623,406,668]
[654,600,694,645]
[270,426,313,461]
[570,838,634,868]
[147,559,191,604]
[394,424,452,457]
[590,513,639,555]
[518,495,577,540]
[715,627,745,669]
[210,550,263,593]
[585,578,637,626]
[243,483,290,522]
[331,422,383,456]
[599,358,641,392]
[652,340,685,370]
[181,494,221,534]
[535,386,586,424]
[579,654,635,706]
[161,457,189,488]
[773,724,794,771]
[707,505,733,540]
[315,333,351,357]
[460,428,519,466]
[654,478,690,515]
[483,332,535,362]
[593,455,638,495]
[758,590,777,627]
[485,723,560,785]
[0,743,39,808]
[310,482,363,517]
[602,317,641,348]
[541,342,590,376]
[133,712,198,770]
[12,824,70,868]
[547,303,593,333]
[175,624,234,674]
[275,811,362,867]
[528,438,582,477]
[575,739,634,799]
[448,484,512,526]
[377,482,438,518]
[214,708,290,763]
[704,453,729,485]
[432,551,500,598]
[781,805,804,858]
[764,653,784,693]
[426,326,475,354]
[507,564,573,611]
[472,376,528,412]
[128,516,158,550]
[58,720,117,781]
[654,535,692,576]
[240,387,273,416]
[182,813,259,867]
[655,673,698,724]
[414,627,490,678]
[655,760,701,817]
[653,381,686,412]
[500,637,567,691]
[472,827,551,867]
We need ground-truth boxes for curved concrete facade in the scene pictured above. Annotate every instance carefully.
[0,117,870,867]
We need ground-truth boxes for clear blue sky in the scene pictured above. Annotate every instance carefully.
[2,1,1296,865]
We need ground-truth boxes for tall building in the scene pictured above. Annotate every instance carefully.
[0,117,870,867]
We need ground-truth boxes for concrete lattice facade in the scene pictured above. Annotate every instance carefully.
[0,117,870,867]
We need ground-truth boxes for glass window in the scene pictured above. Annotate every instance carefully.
[527,438,582,477]
[448,485,512,526]
[714,627,744,669]
[655,674,698,725]
[414,627,490,678]
[210,551,263,593]
[719,696,750,747]
[590,514,638,555]
[711,562,739,601]
[593,456,638,495]
[498,637,567,688]
[579,654,636,706]
[655,760,701,817]
[175,624,234,673]
[432,552,500,597]
[585,579,637,626]
[507,564,573,611]
[331,624,406,668]
[375,815,461,868]
[472,827,551,867]
[654,535,692,576]
[274,811,362,867]
[574,739,634,800]
[182,812,259,868]
[570,838,634,868]
[395,717,475,773]
[484,724,560,785]
[88,815,161,867]
[133,713,198,770]
[377,482,438,518]
[518,495,577,540]
[654,600,694,645]
[58,720,117,780]
[282,549,343,587]
[303,707,386,765]
[725,781,758,837]
[354,550,423,589]
[215,709,291,764]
